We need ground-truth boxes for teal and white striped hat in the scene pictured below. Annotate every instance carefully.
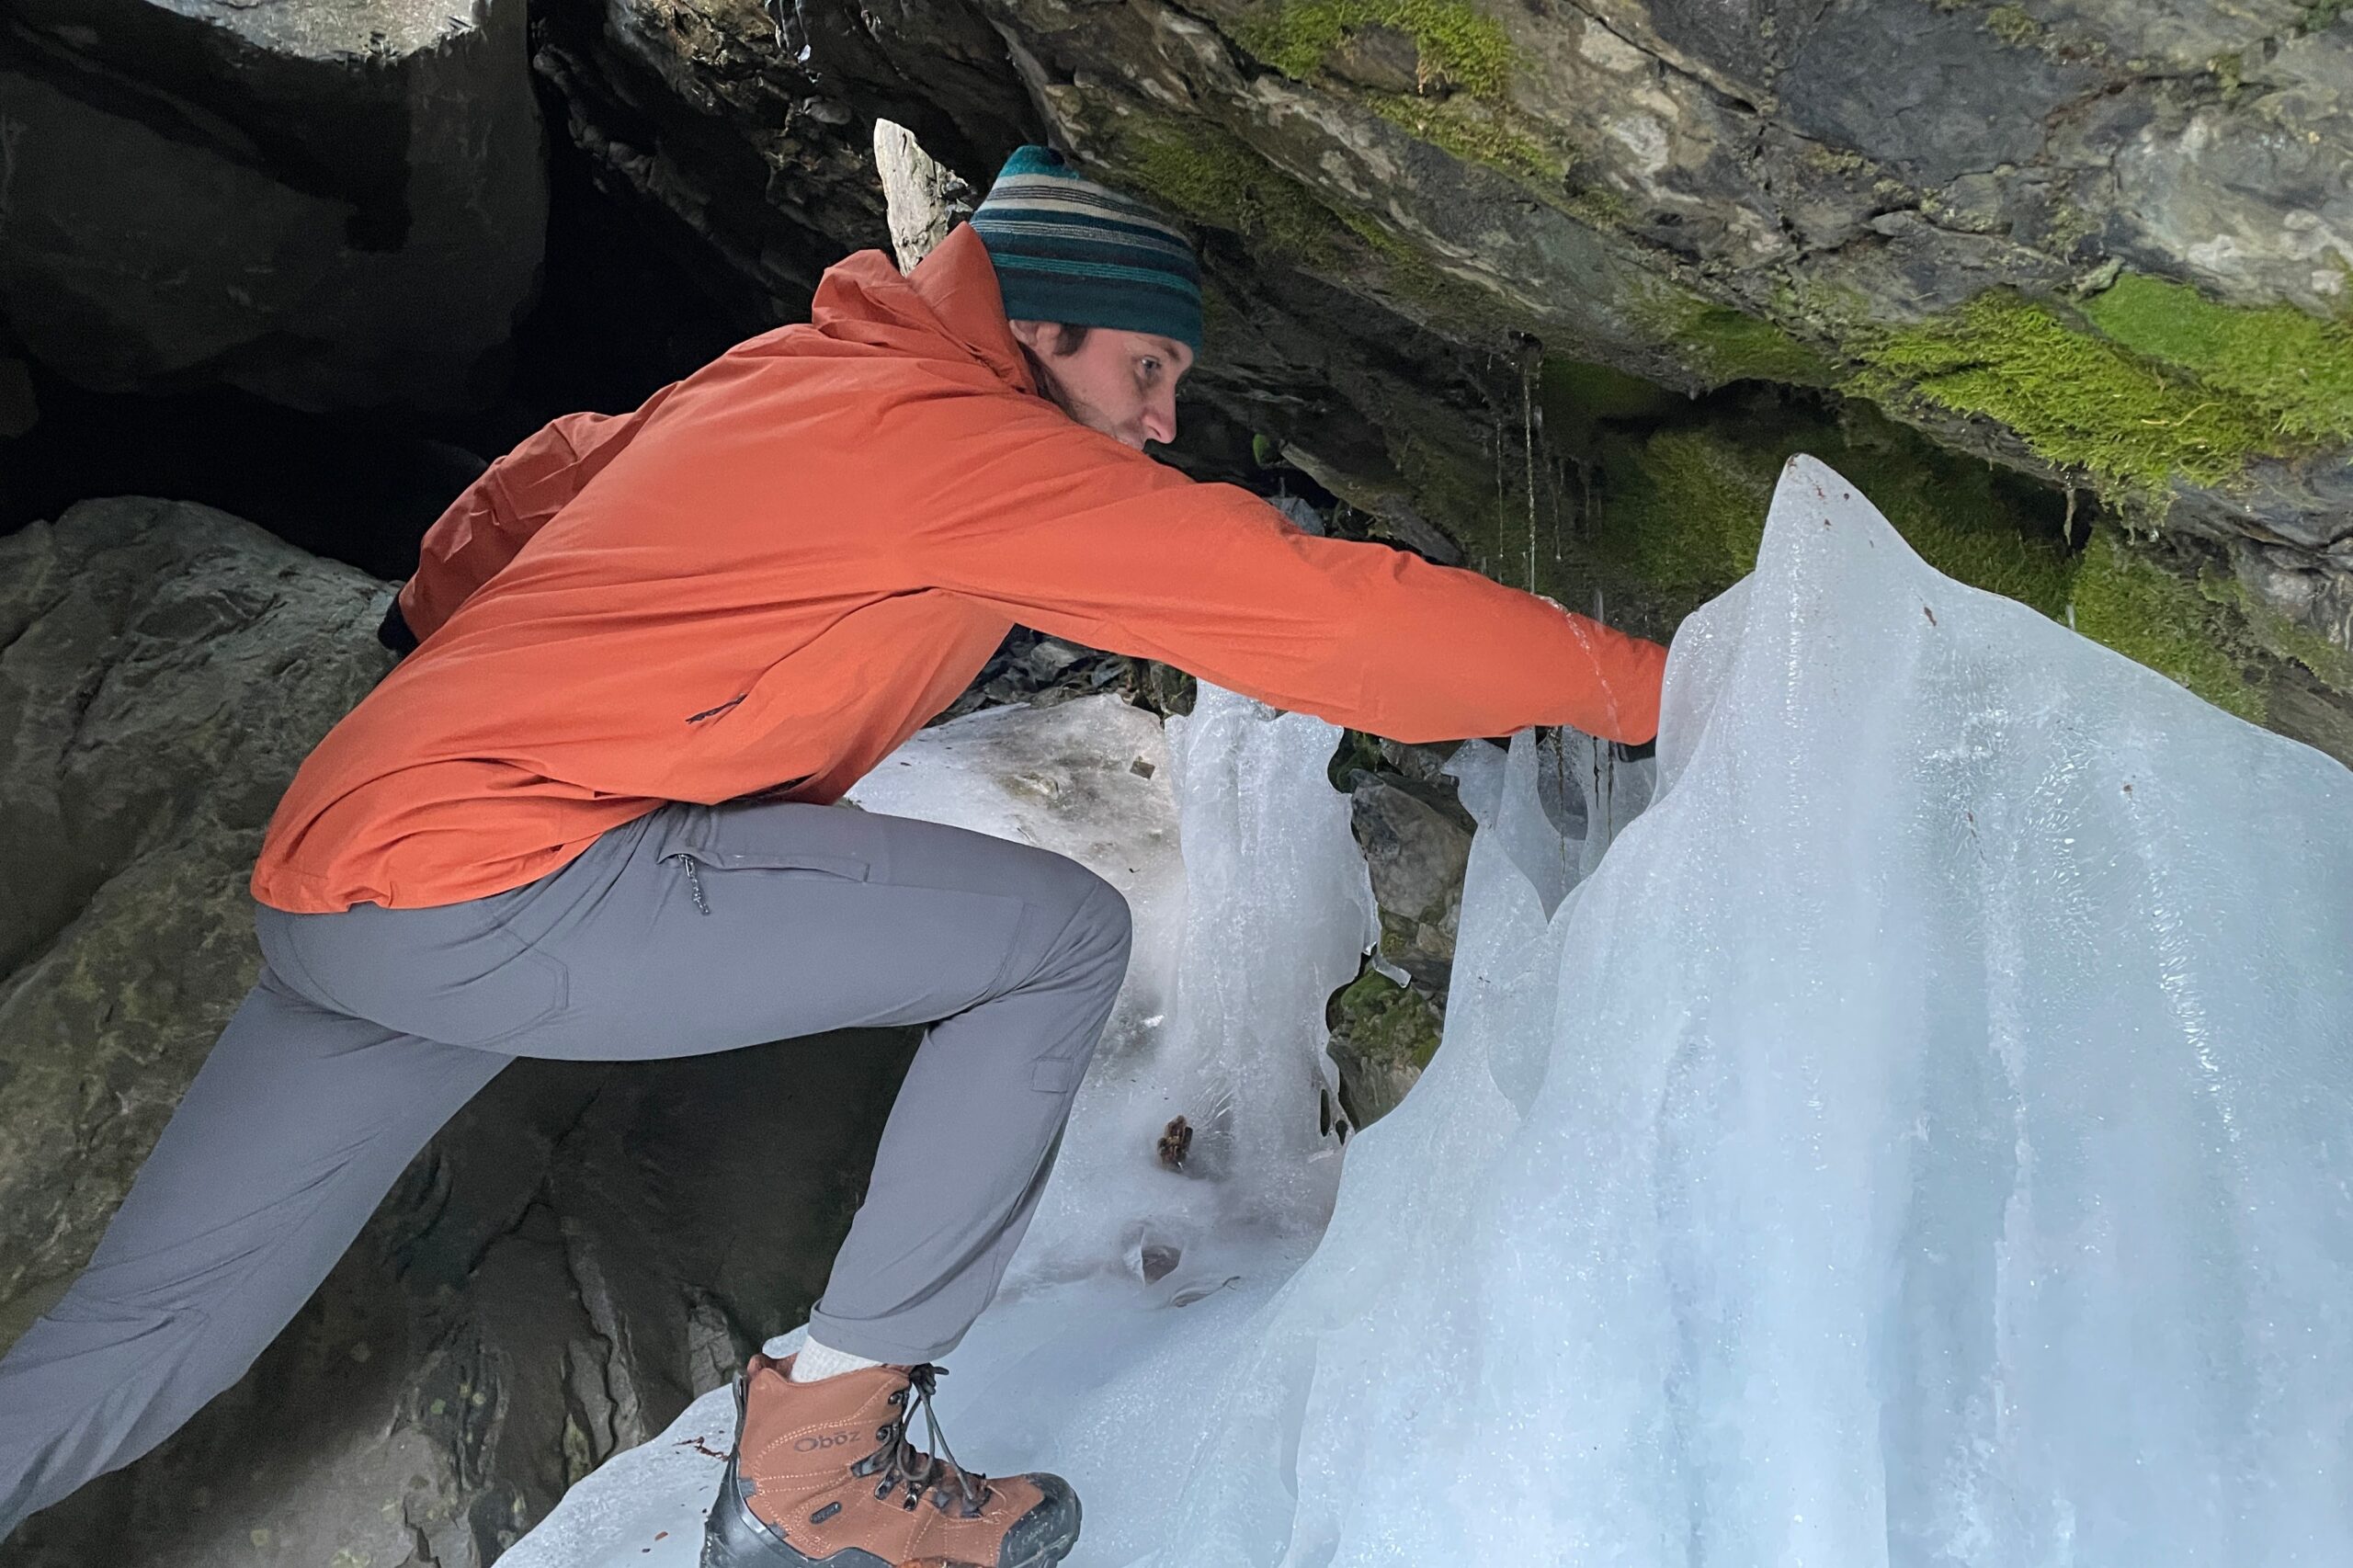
[970,146,1203,353]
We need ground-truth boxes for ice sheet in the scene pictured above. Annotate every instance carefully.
[506,457,2353,1568]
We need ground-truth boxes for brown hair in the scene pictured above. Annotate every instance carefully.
[1016,324,1094,419]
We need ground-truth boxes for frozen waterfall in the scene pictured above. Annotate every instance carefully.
[502,456,2353,1567]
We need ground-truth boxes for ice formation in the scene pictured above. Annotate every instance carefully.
[835,682,1374,1292]
[837,691,1190,1105]
[1005,685,1376,1291]
[504,457,2353,1568]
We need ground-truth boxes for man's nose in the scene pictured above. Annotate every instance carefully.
[1142,391,1177,447]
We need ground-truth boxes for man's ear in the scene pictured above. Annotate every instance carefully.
[1006,319,1054,356]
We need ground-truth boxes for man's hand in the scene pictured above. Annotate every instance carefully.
[1535,595,1658,760]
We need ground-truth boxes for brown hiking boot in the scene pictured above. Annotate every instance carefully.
[701,1353,1080,1568]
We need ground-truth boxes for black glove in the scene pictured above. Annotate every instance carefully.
[1611,738,1656,763]
[377,585,419,656]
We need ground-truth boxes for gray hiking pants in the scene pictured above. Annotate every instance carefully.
[0,798,1131,1537]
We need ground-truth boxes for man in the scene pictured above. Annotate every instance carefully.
[0,146,1665,1565]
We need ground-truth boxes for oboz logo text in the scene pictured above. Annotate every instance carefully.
[794,1431,855,1452]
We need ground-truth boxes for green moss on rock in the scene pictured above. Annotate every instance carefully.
[1364,92,1563,179]
[1237,0,1516,97]
[1636,289,1836,387]
[1119,124,1349,262]
[1568,404,2293,729]
[1337,210,1534,337]
[1861,292,2284,497]
[1586,403,2076,617]
[1540,356,1681,426]
[1112,122,1507,332]
[2133,545,2353,710]
[1824,410,2078,617]
[1392,424,1506,549]
[1984,4,2041,46]
[2068,528,2266,721]
[1327,969,1444,1068]
[1324,966,1445,1125]
[1592,427,1776,594]
[2080,272,2353,446]
[1229,1,1560,183]
[2244,599,2353,695]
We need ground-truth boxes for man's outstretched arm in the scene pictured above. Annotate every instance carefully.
[887,411,1666,744]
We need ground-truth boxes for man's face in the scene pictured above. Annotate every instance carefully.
[1007,322,1194,450]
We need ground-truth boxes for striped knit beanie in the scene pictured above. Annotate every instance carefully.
[970,146,1203,353]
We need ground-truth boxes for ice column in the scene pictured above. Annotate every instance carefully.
[1161,455,2353,1567]
[1008,684,1379,1291]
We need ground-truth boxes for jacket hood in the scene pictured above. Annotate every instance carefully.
[809,225,1037,396]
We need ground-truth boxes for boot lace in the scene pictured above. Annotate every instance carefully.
[849,1364,993,1519]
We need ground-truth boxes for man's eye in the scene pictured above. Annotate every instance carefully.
[1140,358,1162,379]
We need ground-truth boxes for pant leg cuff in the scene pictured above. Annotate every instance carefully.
[803,1309,961,1367]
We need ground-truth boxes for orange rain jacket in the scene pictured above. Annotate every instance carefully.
[252,225,1667,914]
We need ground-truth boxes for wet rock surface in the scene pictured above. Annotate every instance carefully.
[6,1,2347,751]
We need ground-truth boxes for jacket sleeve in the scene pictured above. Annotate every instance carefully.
[887,416,1667,744]
[396,391,676,642]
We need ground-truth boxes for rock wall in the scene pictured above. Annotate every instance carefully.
[521,0,2353,760]
[5,2,2346,754]
[0,0,546,410]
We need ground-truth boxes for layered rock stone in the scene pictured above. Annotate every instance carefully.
[0,0,545,410]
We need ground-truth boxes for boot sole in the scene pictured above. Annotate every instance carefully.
[701,1451,888,1568]
[700,1449,1081,1568]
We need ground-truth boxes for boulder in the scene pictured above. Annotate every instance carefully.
[5,1037,920,1568]
[0,497,393,1311]
[0,499,923,1565]
[875,118,972,271]
[526,0,922,324]
[0,0,545,410]
[978,0,2353,668]
[1347,771,1472,994]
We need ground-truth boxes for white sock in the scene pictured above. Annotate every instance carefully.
[790,1337,885,1383]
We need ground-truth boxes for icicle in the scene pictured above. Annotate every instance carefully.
[1522,353,1540,593]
